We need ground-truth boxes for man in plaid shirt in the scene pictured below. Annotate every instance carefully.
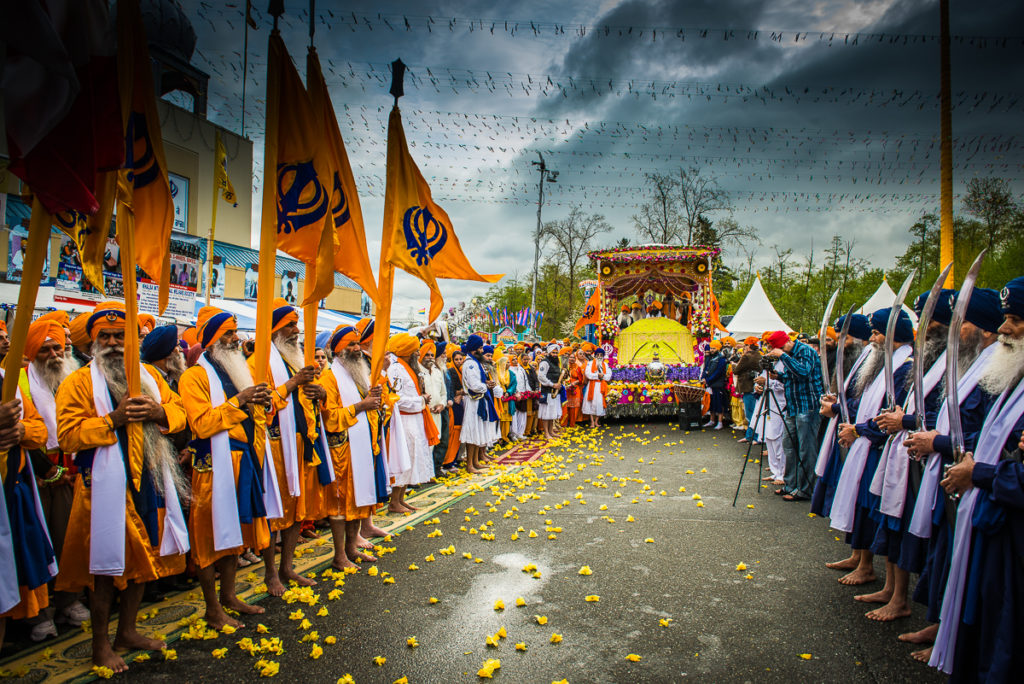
[765,331,824,501]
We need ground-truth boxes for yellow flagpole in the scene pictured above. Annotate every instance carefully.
[302,276,317,367]
[116,173,144,490]
[206,131,221,305]
[939,0,954,287]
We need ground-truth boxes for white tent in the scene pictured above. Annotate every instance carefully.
[858,276,918,324]
[726,274,794,338]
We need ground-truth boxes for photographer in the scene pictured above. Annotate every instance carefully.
[733,337,762,443]
[764,330,824,502]
[752,363,787,484]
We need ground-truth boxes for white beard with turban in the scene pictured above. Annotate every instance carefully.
[163,349,187,386]
[91,341,189,501]
[852,342,884,398]
[273,329,304,372]
[339,348,370,395]
[33,354,72,395]
[63,344,82,373]
[978,334,1024,397]
[207,337,255,394]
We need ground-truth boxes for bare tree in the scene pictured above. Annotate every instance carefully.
[543,206,612,311]
[962,177,1018,251]
[771,246,794,283]
[678,166,731,244]
[631,172,681,243]
[712,216,761,251]
[800,238,815,324]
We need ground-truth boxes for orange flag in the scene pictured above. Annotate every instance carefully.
[306,47,378,305]
[573,285,602,335]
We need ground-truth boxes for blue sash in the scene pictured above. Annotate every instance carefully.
[4,450,56,589]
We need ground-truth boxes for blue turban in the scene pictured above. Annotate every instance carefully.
[140,325,179,363]
[953,287,1003,333]
[869,308,914,343]
[482,345,495,355]
[1000,277,1024,319]
[835,313,872,342]
[462,334,484,354]
[315,330,332,351]
[434,340,447,357]
[913,288,955,327]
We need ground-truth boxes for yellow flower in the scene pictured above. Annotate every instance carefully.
[578,565,592,575]
[535,615,548,625]
[799,653,812,660]
[134,653,150,662]
[383,577,395,584]
[510,533,519,541]
[92,666,114,679]
[659,618,672,627]
[317,606,329,617]
[310,644,324,659]
[367,566,379,577]
[696,501,705,508]
[494,599,505,611]
[429,597,439,604]
[691,494,701,500]
[626,515,635,522]
[599,504,608,511]
[463,552,474,559]
[325,636,337,645]
[485,634,499,648]
[407,636,419,648]
[258,660,280,677]
[337,676,355,684]
[162,649,177,661]
[678,486,686,492]
[522,563,537,572]
[394,678,409,684]
[425,554,436,562]
[736,562,747,571]
[328,589,343,601]
[475,558,484,564]
[221,624,237,634]
[515,597,526,606]
[625,653,643,662]
[374,656,387,666]
[745,574,754,580]
[256,623,269,633]
[584,595,600,602]
[532,571,542,579]
[477,658,501,678]
[528,530,538,538]
[298,619,312,630]
[644,538,655,543]
[211,647,228,659]
[550,633,563,643]
[289,609,305,620]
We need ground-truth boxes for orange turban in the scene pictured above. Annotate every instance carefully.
[69,313,91,347]
[721,336,736,347]
[708,340,723,351]
[329,326,359,354]
[445,343,459,356]
[355,317,375,345]
[181,326,198,348]
[652,300,663,310]
[0,320,6,335]
[38,310,70,328]
[387,333,420,357]
[86,302,128,340]
[25,319,66,360]
[138,313,156,332]
[743,336,759,346]
[197,306,237,349]
[581,342,596,353]
[418,341,436,360]
[761,331,772,340]
[271,298,299,334]
[826,326,838,341]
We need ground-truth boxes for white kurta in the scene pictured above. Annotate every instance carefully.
[761,376,787,480]
[460,358,503,446]
[421,365,447,432]
[510,365,529,437]
[386,359,434,486]
[581,360,613,416]
[536,359,562,421]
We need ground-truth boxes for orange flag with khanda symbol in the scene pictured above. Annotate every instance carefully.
[573,285,602,335]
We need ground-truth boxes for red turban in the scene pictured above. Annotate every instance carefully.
[766,330,791,350]
[25,319,66,360]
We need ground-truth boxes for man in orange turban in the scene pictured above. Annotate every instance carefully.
[0,319,9,364]
[137,313,156,340]
[178,305,272,631]
[55,301,189,672]
[247,299,325,596]
[67,313,93,367]
[419,340,450,476]
[384,333,438,511]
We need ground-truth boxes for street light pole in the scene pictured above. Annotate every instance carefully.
[529,152,556,339]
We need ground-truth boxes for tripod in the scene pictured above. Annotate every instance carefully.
[732,374,796,506]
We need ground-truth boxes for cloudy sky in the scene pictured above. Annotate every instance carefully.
[173,0,1024,319]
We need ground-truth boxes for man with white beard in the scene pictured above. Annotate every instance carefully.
[248,299,326,596]
[386,334,439,511]
[928,277,1024,681]
[68,313,93,368]
[21,319,89,640]
[179,306,272,631]
[55,302,190,674]
[509,354,530,440]
[418,340,450,476]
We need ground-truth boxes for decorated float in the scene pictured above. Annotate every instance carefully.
[587,245,726,420]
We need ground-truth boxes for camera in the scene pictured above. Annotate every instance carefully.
[759,355,776,372]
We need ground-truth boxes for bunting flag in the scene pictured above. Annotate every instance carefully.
[306,47,379,305]
[214,131,237,206]
[573,285,602,335]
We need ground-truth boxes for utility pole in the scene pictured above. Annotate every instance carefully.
[529,152,557,339]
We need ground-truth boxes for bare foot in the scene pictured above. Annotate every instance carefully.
[826,556,858,571]
[112,631,165,653]
[265,575,286,597]
[911,646,933,663]
[839,568,877,585]
[202,608,243,631]
[355,535,374,550]
[222,596,265,615]
[854,588,893,604]
[280,569,316,587]
[347,549,377,563]
[866,601,912,622]
[332,557,359,571]
[361,526,387,539]
[402,502,418,512]
[898,624,938,645]
[93,643,129,673]
[466,466,482,474]
[387,504,408,514]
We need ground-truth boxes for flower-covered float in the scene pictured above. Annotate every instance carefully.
[587,244,727,420]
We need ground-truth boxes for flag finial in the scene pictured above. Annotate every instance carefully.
[390,59,406,102]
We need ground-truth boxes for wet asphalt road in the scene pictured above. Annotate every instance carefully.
[118,420,945,684]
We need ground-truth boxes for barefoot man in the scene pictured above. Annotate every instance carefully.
[178,306,272,629]
[354,317,392,541]
[55,303,190,672]
[319,326,382,568]
[460,335,502,473]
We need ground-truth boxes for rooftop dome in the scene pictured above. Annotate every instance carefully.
[139,0,196,63]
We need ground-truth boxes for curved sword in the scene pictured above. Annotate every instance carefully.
[835,303,857,425]
[883,271,917,411]
[946,250,987,469]
[912,262,954,431]
[819,288,840,394]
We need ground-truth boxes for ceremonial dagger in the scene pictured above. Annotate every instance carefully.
[882,271,917,412]
[834,303,857,426]
[819,288,841,395]
[912,262,954,432]
[944,250,987,498]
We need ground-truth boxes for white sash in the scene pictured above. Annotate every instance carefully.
[931,375,1024,674]
[331,359,376,507]
[269,345,301,497]
[26,363,59,451]
[829,345,912,533]
[871,350,946,517]
[197,355,243,551]
[89,363,188,574]
[815,346,871,477]
[908,343,996,539]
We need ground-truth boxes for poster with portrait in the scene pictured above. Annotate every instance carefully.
[280,271,299,305]
[360,290,372,316]
[6,228,51,283]
[243,264,259,301]
[205,256,226,299]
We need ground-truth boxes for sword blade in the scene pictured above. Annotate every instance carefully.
[913,262,954,430]
[946,250,987,460]
[835,303,857,425]
[883,271,917,410]
[819,288,841,394]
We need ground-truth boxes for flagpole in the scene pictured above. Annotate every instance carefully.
[938,0,954,287]
[116,174,144,489]
[206,131,221,305]
[241,1,251,138]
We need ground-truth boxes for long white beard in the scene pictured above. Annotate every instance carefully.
[853,343,884,398]
[208,340,254,392]
[92,343,189,501]
[163,351,187,385]
[33,355,71,394]
[273,331,304,371]
[978,335,1024,397]
[63,346,82,373]
[340,350,370,394]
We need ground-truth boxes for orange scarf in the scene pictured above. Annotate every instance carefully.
[395,357,440,446]
[585,360,609,404]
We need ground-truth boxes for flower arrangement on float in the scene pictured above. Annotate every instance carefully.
[611,364,701,383]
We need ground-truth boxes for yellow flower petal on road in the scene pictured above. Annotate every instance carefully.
[394,678,408,684]
[383,577,395,584]
[625,653,643,661]
[535,615,548,625]
[550,633,563,643]
[256,624,269,633]
[696,501,705,507]
[644,538,655,543]
[337,676,355,684]
[407,636,419,648]
[429,597,439,604]
[515,642,527,651]
[425,554,436,562]
[497,626,507,638]
[745,574,754,579]
[212,648,227,659]
[494,599,505,611]
[578,566,592,575]
[310,644,324,659]
[736,563,748,571]
[799,653,812,660]
[585,595,600,602]
[317,606,328,617]
[515,597,526,606]
[374,656,387,666]
[626,515,635,522]
[325,636,337,645]
[367,566,379,577]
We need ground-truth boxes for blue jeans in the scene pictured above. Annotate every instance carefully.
[742,393,757,440]
[782,411,821,498]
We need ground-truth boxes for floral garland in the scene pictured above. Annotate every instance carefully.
[610,364,701,383]
[589,245,721,263]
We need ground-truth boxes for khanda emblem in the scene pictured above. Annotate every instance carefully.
[583,303,596,319]
[402,205,447,266]
[52,210,90,244]
[331,172,351,228]
[277,162,328,235]
[125,112,160,189]
[1001,287,1010,308]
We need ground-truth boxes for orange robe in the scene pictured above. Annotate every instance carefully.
[1,380,50,620]
[54,365,187,592]
[317,368,374,520]
[178,363,272,569]
[561,362,584,427]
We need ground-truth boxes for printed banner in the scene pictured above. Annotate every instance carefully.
[281,270,299,305]
[169,172,189,234]
[6,228,51,283]
[243,264,259,301]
